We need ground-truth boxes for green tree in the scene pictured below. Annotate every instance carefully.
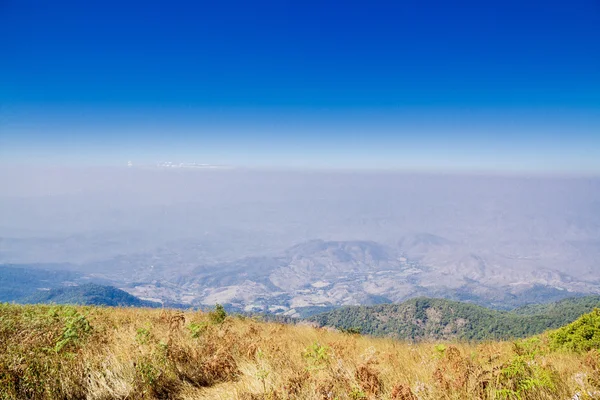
[209,303,227,324]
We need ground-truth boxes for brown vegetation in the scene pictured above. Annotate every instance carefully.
[0,303,598,399]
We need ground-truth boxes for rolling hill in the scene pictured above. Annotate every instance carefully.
[23,283,162,308]
[309,296,600,341]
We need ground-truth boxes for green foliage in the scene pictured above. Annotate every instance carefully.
[549,308,600,352]
[302,341,330,370]
[349,386,367,399]
[253,347,272,395]
[24,283,161,308]
[513,295,600,316]
[490,337,559,399]
[340,326,362,335]
[208,303,227,324]
[512,337,545,357]
[0,304,94,399]
[136,358,161,386]
[310,296,600,341]
[495,355,557,399]
[135,326,152,345]
[187,321,208,338]
[52,307,91,353]
[434,343,447,357]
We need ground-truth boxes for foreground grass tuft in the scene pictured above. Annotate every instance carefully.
[1,303,600,399]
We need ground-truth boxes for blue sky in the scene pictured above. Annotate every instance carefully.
[1,0,599,171]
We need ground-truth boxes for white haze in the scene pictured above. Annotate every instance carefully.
[1,166,599,311]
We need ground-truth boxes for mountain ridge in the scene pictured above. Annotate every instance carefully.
[308,295,600,341]
[23,283,162,308]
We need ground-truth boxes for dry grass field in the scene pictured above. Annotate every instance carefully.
[1,303,599,399]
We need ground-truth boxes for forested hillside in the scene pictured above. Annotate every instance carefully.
[513,295,600,316]
[23,283,161,308]
[309,296,600,341]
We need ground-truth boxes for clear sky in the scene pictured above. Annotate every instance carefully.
[1,0,599,172]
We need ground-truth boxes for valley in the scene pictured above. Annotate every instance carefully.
[2,235,598,317]
[1,172,600,316]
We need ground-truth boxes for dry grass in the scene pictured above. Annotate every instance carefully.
[0,303,598,399]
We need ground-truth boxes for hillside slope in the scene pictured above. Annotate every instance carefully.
[1,303,598,399]
[512,295,600,316]
[24,283,161,308]
[309,296,600,341]
[549,308,600,353]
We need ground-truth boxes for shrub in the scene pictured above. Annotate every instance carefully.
[302,341,330,370]
[549,308,600,352]
[208,304,227,324]
[135,326,153,345]
[52,307,91,353]
[340,326,362,335]
[494,355,558,399]
[187,321,208,338]
[349,386,367,399]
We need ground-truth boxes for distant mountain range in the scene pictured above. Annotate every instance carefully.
[309,295,600,341]
[3,261,600,343]
[2,234,596,317]
[0,264,194,308]
[2,172,600,317]
[18,284,600,343]
[0,264,82,302]
[120,238,594,316]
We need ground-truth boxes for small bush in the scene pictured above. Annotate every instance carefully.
[187,321,208,338]
[549,308,600,352]
[340,326,362,335]
[302,341,330,370]
[494,355,558,399]
[434,343,447,357]
[135,326,152,345]
[53,307,91,353]
[208,304,227,324]
[349,385,367,399]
